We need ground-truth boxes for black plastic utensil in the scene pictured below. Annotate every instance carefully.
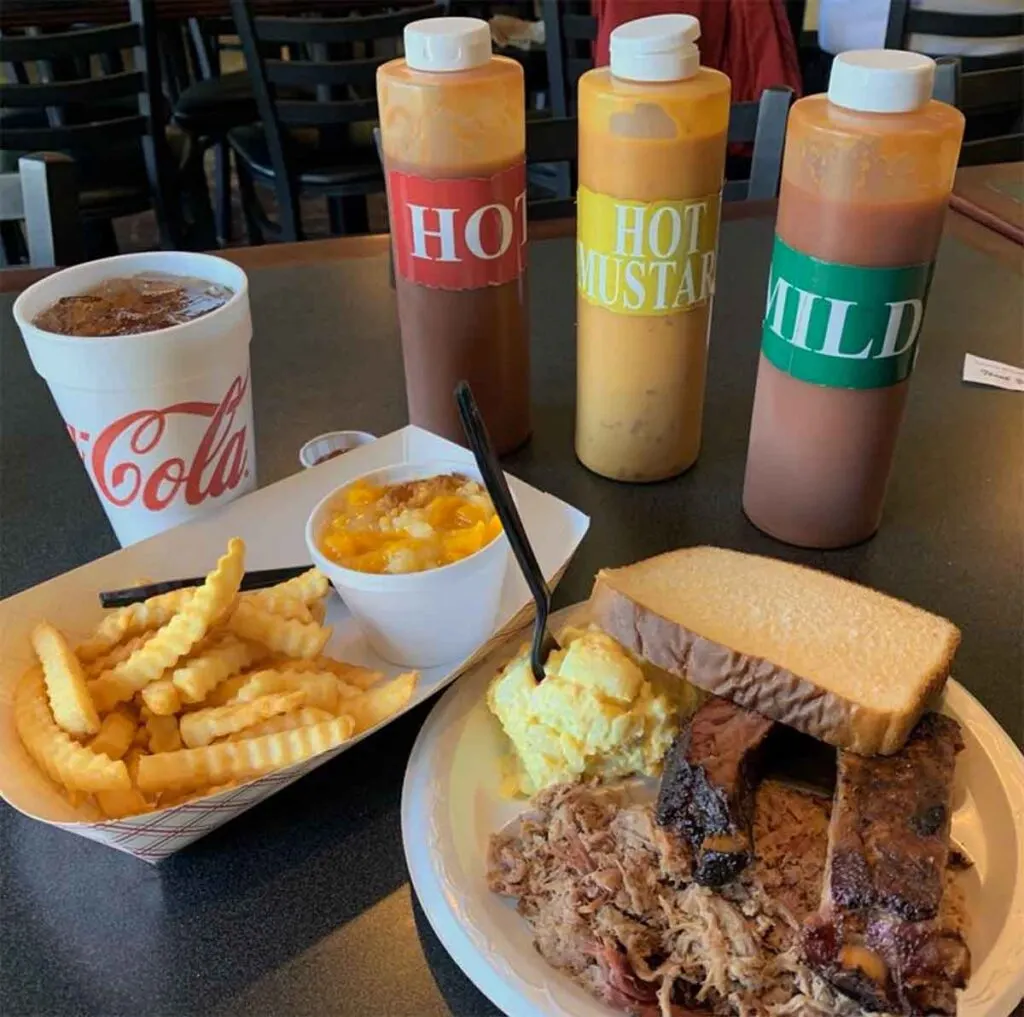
[455,381,556,682]
[99,566,310,608]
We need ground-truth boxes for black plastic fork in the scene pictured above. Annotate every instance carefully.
[455,381,557,682]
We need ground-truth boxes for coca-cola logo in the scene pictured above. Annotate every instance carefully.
[80,374,251,512]
[387,161,527,290]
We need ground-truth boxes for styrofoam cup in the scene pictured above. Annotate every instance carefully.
[305,460,510,668]
[13,252,256,546]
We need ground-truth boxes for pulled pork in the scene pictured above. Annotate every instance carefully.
[488,781,921,1017]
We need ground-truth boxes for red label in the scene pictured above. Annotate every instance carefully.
[388,162,527,289]
[87,373,251,512]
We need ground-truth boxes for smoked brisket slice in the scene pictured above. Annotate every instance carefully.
[803,713,970,1015]
[655,696,775,886]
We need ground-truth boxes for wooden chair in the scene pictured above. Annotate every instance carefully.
[227,0,446,243]
[0,0,213,256]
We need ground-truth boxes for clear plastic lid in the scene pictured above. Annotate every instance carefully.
[610,14,701,82]
[403,17,492,72]
[828,49,936,113]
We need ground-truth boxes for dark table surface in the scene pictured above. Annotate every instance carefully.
[1,212,1022,1017]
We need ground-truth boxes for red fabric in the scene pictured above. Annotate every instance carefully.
[591,0,802,102]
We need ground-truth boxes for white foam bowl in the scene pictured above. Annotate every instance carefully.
[305,460,509,668]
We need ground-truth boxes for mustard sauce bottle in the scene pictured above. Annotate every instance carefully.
[575,15,730,482]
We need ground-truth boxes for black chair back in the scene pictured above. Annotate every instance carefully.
[885,2,1024,72]
[726,86,795,201]
[928,57,1023,166]
[0,0,182,247]
[230,0,446,240]
[541,0,596,117]
[232,1,446,128]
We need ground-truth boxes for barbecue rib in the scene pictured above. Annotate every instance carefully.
[803,713,971,1015]
[655,697,775,886]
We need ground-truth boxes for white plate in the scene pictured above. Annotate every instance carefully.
[0,426,590,861]
[402,604,1024,1017]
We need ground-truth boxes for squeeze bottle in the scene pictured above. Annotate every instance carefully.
[575,15,730,481]
[743,51,964,548]
[377,17,530,454]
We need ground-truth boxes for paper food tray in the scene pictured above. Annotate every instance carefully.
[0,426,589,862]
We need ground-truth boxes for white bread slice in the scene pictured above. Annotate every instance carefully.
[589,547,960,756]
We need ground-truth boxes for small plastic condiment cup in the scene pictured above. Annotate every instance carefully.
[298,430,377,469]
[304,459,510,668]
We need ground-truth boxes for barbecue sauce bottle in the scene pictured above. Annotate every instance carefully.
[575,15,730,482]
[743,51,964,548]
[377,17,530,454]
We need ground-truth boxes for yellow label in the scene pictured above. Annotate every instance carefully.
[576,186,722,316]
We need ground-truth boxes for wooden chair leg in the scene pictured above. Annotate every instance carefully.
[214,141,233,245]
[236,163,265,246]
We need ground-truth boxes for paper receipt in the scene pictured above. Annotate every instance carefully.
[963,354,1024,392]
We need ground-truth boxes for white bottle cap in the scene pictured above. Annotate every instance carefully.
[404,17,492,72]
[828,49,936,113]
[610,14,701,83]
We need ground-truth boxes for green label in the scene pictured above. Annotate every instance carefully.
[761,237,934,389]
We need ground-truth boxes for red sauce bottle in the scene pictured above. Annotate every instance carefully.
[377,17,530,454]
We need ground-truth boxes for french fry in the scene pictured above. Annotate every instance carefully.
[146,713,182,754]
[180,691,306,748]
[227,707,333,740]
[242,590,312,623]
[75,589,194,663]
[96,786,152,819]
[87,707,136,761]
[271,568,329,605]
[267,655,382,690]
[170,633,264,704]
[13,547,396,821]
[31,621,101,736]
[136,714,356,793]
[140,678,181,716]
[84,633,154,679]
[197,671,253,708]
[341,672,417,734]
[94,539,246,703]
[228,600,330,659]
[88,672,139,715]
[14,668,130,793]
[124,746,147,783]
[231,670,342,712]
